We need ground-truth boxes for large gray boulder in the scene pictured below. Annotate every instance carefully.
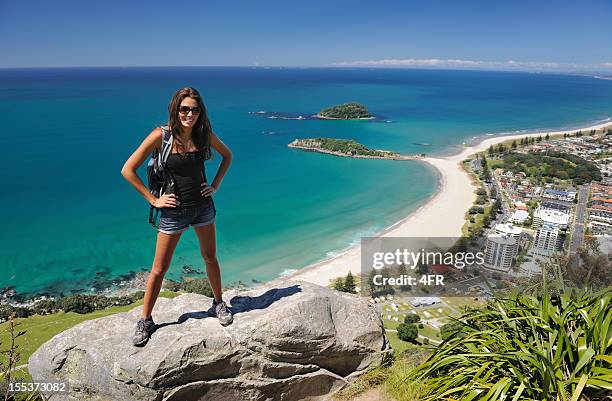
[29,281,391,401]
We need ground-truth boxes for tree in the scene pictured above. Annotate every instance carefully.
[366,269,377,296]
[396,323,418,342]
[417,263,429,275]
[545,133,550,140]
[404,314,421,324]
[397,263,408,276]
[343,271,357,294]
[493,198,502,214]
[488,145,494,156]
[454,236,469,253]
[482,167,492,181]
[537,135,542,142]
[469,206,484,215]
[333,277,345,292]
[511,140,517,149]
[482,215,492,228]
[489,185,498,199]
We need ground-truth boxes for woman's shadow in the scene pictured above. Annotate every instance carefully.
[153,284,302,332]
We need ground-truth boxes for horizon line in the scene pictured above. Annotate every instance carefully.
[0,64,610,76]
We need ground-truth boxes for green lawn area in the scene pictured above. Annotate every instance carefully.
[416,306,453,319]
[385,330,413,355]
[0,290,182,377]
[443,296,483,312]
[419,324,440,340]
[383,318,402,331]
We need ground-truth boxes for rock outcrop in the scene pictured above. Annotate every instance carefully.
[29,281,391,401]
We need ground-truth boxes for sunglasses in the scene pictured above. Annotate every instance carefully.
[178,106,201,115]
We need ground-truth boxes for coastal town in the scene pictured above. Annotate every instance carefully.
[338,125,612,350]
[467,128,612,276]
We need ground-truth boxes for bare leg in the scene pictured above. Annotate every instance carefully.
[142,232,182,319]
[194,223,222,301]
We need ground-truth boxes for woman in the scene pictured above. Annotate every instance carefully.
[121,87,233,346]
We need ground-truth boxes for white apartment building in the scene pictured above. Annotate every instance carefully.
[533,223,564,256]
[532,207,571,230]
[484,234,519,271]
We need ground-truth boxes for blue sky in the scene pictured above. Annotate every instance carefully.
[1,0,611,71]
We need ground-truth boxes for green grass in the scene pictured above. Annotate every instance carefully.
[383,353,429,401]
[385,330,414,356]
[443,296,481,311]
[418,324,440,340]
[0,291,181,373]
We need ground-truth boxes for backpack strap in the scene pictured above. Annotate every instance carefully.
[148,126,175,228]
[158,125,173,170]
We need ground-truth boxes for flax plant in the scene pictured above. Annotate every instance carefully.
[403,287,611,400]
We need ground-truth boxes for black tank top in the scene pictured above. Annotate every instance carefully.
[164,151,211,209]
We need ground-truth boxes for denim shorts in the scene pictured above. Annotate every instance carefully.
[158,200,216,235]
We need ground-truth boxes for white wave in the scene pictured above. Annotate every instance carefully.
[278,268,298,277]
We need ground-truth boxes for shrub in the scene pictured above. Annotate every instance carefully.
[396,323,418,343]
[182,277,214,297]
[468,206,480,215]
[32,299,57,315]
[58,295,96,314]
[475,196,487,205]
[404,290,611,400]
[333,277,345,292]
[163,280,182,292]
[404,314,420,324]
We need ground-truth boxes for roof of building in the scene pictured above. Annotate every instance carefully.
[544,188,576,197]
[592,204,612,213]
[541,201,571,212]
[534,207,571,226]
[510,210,529,221]
[486,233,518,246]
[494,223,523,236]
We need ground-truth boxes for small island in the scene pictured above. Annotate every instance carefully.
[288,138,417,160]
[316,102,374,120]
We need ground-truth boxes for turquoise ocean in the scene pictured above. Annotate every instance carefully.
[1,67,612,298]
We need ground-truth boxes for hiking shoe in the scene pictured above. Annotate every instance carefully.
[212,300,233,326]
[132,317,155,346]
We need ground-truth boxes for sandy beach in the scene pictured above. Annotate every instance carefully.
[278,120,612,287]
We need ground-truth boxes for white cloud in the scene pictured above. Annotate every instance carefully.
[332,58,612,72]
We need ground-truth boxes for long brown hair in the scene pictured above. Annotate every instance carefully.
[168,87,213,159]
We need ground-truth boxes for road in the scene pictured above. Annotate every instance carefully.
[569,184,589,255]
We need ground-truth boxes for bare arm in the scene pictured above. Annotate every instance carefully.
[201,132,233,197]
[209,132,233,190]
[120,127,178,208]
